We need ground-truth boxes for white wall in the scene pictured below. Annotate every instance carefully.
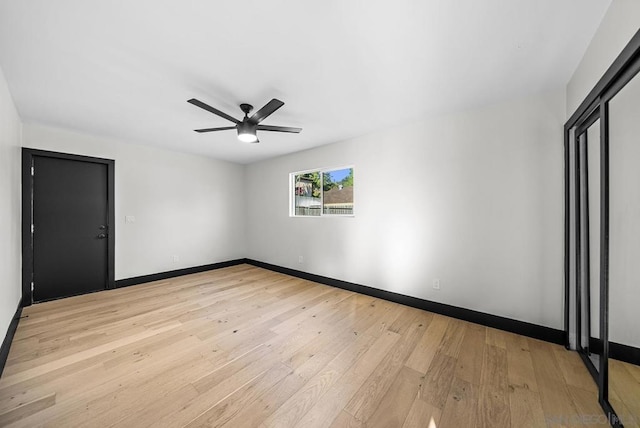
[246,89,565,329]
[566,0,640,116]
[0,66,22,337]
[22,123,246,280]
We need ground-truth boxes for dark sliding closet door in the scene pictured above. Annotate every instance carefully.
[575,114,604,376]
[565,29,640,428]
[606,65,640,427]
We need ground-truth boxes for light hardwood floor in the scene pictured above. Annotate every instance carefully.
[610,358,640,427]
[0,264,611,427]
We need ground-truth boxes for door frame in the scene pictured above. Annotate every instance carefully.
[21,148,115,306]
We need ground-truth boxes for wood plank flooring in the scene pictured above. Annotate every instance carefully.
[0,264,611,427]
[610,358,640,427]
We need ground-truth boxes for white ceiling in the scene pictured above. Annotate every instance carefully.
[0,0,610,164]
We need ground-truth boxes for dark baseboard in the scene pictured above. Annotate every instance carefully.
[246,259,566,346]
[587,337,640,367]
[610,341,640,366]
[115,258,248,288]
[0,299,23,378]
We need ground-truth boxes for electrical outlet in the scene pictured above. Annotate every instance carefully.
[432,279,440,290]
[172,255,179,263]
[298,255,304,264]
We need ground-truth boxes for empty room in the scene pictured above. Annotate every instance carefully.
[1,1,639,427]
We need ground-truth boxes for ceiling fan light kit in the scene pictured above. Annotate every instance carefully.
[188,98,301,144]
[237,121,258,143]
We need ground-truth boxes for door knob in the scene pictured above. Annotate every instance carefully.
[97,233,107,239]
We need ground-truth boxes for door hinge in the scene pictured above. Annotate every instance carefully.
[31,281,34,292]
[31,166,34,176]
[31,224,34,233]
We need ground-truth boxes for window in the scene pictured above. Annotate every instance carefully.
[291,167,354,217]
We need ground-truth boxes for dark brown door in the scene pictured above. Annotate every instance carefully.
[32,156,109,302]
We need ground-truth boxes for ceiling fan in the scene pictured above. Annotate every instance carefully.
[188,98,302,143]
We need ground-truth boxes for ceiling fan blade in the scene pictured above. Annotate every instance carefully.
[257,125,302,133]
[194,126,237,133]
[188,98,239,124]
[249,99,285,124]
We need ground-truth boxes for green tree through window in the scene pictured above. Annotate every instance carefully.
[292,167,354,216]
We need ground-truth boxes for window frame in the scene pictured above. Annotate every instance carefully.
[289,165,355,218]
